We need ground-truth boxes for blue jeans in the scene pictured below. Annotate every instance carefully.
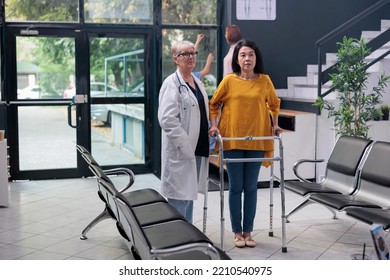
[224,150,265,233]
[168,199,194,223]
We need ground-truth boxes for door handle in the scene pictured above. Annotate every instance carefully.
[67,95,87,128]
[67,102,77,128]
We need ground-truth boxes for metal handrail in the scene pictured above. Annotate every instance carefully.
[316,0,390,99]
[319,47,390,99]
[320,27,390,87]
[315,0,390,47]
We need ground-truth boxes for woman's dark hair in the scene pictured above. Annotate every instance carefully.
[231,39,265,74]
[225,25,243,44]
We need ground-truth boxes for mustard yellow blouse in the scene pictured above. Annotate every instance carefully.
[209,73,280,166]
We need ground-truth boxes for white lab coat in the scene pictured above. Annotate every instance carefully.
[158,70,209,200]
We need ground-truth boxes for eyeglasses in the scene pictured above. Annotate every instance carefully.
[177,51,198,58]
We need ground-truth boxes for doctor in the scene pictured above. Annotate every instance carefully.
[158,40,209,223]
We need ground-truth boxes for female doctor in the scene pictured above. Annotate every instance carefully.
[158,40,209,223]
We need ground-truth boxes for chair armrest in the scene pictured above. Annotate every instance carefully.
[293,159,324,183]
[103,167,135,193]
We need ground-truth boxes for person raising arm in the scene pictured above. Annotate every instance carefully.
[193,34,215,79]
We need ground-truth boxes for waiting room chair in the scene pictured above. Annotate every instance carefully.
[284,136,372,222]
[76,145,169,240]
[309,141,390,212]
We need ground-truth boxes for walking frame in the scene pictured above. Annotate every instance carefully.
[205,134,287,253]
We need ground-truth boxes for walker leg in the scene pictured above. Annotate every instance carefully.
[203,206,207,233]
[285,199,314,223]
[269,164,274,237]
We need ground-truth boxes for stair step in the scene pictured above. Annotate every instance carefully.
[381,19,390,32]
[306,49,389,77]
[361,30,382,41]
[326,53,337,64]
[307,63,339,75]
[276,88,288,98]
[288,76,313,85]
[383,41,390,48]
[288,75,334,86]
[293,84,334,100]
[286,82,333,100]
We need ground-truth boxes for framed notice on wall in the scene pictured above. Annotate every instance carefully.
[236,0,276,20]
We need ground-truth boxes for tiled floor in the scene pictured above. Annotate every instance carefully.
[0,174,388,260]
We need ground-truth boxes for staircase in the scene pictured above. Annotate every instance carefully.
[277,19,390,105]
[268,19,390,183]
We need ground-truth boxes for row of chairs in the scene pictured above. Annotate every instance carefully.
[76,145,231,260]
[284,136,390,230]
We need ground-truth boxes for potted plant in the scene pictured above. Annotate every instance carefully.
[380,104,390,120]
[373,108,383,121]
[315,36,390,138]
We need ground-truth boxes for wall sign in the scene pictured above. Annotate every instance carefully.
[236,0,276,20]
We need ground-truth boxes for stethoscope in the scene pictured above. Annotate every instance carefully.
[175,71,190,94]
[175,71,200,99]
[175,71,199,110]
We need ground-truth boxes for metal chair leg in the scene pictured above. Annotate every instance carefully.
[286,199,338,222]
[80,208,111,240]
[326,206,338,219]
[286,199,314,223]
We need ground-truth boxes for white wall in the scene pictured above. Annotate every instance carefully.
[258,111,317,182]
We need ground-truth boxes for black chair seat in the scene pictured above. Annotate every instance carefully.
[123,188,167,207]
[143,220,226,260]
[144,220,211,248]
[115,193,230,260]
[285,181,342,196]
[310,193,382,211]
[133,202,185,227]
[345,208,390,230]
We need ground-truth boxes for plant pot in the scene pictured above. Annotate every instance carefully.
[382,113,389,120]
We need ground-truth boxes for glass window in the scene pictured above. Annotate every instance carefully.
[89,37,145,97]
[16,37,75,99]
[162,0,217,25]
[89,37,145,165]
[5,0,78,22]
[162,29,217,96]
[90,103,145,165]
[18,106,77,170]
[85,0,152,24]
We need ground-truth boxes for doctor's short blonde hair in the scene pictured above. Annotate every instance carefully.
[172,40,195,57]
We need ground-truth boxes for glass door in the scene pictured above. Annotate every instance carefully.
[7,29,80,180]
[7,27,154,180]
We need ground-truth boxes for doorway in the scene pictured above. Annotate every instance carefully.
[6,27,155,180]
